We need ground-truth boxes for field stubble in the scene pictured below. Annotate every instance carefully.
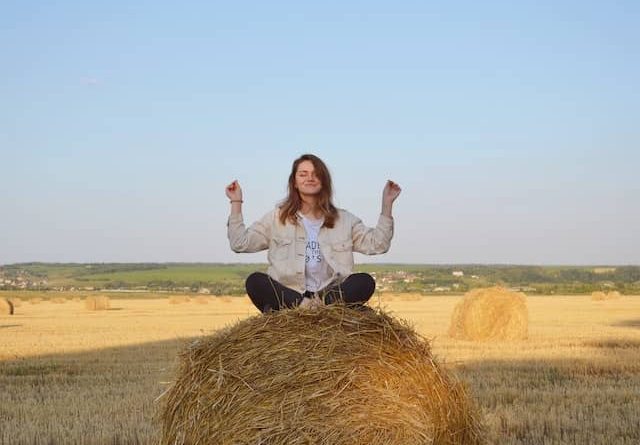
[1,293,639,444]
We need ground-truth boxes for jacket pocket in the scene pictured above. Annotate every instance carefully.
[330,240,354,269]
[271,237,292,260]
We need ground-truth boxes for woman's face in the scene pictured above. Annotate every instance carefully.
[295,160,322,196]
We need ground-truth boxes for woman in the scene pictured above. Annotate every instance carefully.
[226,154,401,313]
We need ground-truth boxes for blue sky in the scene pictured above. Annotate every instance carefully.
[1,1,638,264]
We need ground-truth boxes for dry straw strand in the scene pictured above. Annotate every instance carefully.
[448,286,528,341]
[159,305,484,445]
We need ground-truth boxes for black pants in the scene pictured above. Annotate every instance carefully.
[245,272,376,313]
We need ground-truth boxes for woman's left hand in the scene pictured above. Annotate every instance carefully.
[383,180,402,204]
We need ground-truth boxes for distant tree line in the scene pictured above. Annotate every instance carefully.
[1,263,639,295]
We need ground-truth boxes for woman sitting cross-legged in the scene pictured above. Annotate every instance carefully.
[225,153,401,313]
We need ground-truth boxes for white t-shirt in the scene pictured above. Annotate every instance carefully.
[301,215,332,292]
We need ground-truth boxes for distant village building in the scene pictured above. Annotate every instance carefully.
[452,271,464,277]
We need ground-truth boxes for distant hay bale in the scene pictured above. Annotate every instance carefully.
[29,297,42,305]
[194,295,209,304]
[160,305,484,445]
[168,295,190,304]
[448,287,528,341]
[0,298,14,315]
[84,295,111,311]
[217,295,234,303]
[170,295,191,304]
[51,297,66,304]
[8,297,22,308]
[591,291,621,301]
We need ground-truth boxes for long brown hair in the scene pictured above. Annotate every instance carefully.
[279,154,338,228]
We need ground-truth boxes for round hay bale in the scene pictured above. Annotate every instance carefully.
[160,305,483,445]
[0,298,14,315]
[448,287,528,341]
[84,295,111,311]
[169,295,190,304]
[608,290,621,299]
[8,297,22,308]
[51,297,66,304]
[194,295,210,304]
[29,297,42,305]
[591,291,620,301]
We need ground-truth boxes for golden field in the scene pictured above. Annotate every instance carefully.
[1,292,639,444]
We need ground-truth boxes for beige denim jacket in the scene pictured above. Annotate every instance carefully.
[227,207,394,293]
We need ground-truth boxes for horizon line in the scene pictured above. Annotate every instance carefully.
[1,261,638,268]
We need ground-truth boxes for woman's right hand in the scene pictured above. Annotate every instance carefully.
[225,180,243,202]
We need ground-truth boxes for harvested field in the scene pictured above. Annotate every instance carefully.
[1,292,639,444]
